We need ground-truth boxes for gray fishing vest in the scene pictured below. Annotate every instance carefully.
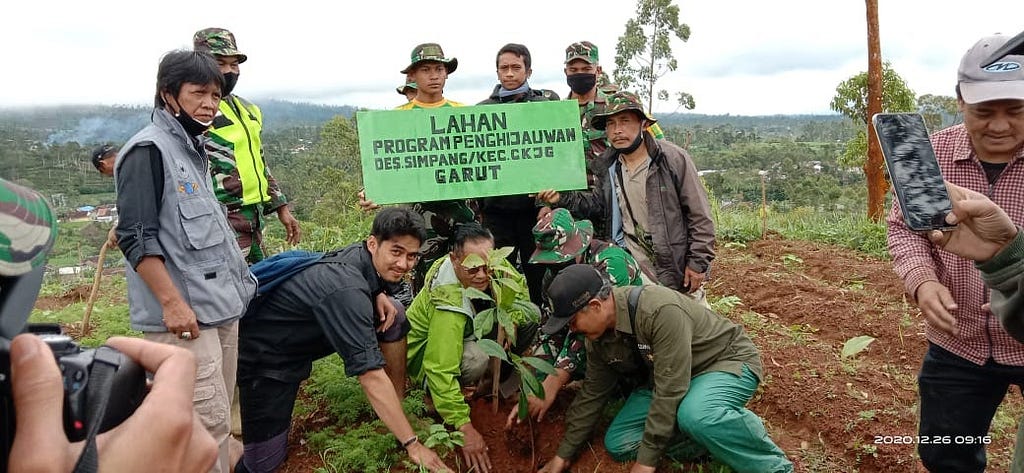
[116,109,256,332]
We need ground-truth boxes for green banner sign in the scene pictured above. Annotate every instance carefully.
[357,100,587,204]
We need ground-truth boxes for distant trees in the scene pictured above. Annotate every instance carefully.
[830,61,916,220]
[917,94,959,132]
[613,0,695,112]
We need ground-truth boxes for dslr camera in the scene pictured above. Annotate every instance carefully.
[1,268,146,471]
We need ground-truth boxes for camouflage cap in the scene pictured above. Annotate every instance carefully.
[193,27,248,63]
[401,43,458,74]
[591,91,658,131]
[529,208,593,264]
[565,41,599,65]
[0,179,57,277]
[396,80,418,96]
[598,72,619,93]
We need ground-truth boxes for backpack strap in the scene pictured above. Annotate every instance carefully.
[627,285,644,332]
[626,285,654,373]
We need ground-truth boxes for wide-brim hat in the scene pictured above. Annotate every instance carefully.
[399,43,456,74]
[193,27,248,63]
[400,43,457,75]
[396,81,418,96]
[592,91,658,131]
[529,208,593,264]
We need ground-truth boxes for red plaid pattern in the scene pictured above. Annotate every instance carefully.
[887,124,1024,365]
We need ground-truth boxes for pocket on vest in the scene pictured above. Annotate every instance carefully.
[182,259,244,324]
[178,199,226,250]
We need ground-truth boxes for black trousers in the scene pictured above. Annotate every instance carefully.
[918,343,1024,472]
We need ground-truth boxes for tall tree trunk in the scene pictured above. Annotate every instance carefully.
[865,0,886,221]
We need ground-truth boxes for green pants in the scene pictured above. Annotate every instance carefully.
[604,365,792,473]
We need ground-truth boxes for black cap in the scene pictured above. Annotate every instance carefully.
[542,264,605,335]
[90,144,116,170]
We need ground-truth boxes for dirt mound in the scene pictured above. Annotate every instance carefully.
[34,284,93,311]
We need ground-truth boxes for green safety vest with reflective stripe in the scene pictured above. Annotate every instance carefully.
[207,95,270,208]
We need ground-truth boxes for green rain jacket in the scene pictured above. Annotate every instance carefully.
[406,255,535,428]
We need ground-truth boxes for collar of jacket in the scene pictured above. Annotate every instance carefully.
[599,130,662,169]
[151,108,209,156]
[425,257,477,316]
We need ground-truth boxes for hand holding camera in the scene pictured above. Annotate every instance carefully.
[8,335,217,472]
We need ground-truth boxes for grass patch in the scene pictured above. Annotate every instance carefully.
[714,204,888,258]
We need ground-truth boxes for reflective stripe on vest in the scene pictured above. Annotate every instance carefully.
[209,96,268,206]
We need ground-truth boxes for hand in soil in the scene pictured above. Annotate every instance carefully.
[629,463,656,473]
[459,423,492,473]
[914,281,958,335]
[537,456,569,472]
[505,394,551,429]
[506,369,566,428]
[406,442,453,472]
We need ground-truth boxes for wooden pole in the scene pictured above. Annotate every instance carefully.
[760,171,768,239]
[492,326,506,413]
[865,0,886,221]
[82,243,109,336]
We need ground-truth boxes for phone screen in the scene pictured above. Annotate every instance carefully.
[872,113,953,231]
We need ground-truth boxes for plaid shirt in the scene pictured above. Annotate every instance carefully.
[887,124,1024,365]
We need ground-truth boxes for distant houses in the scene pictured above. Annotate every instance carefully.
[61,203,117,223]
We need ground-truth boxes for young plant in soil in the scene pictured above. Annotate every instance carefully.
[462,247,555,466]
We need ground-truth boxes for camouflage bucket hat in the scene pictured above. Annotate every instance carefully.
[396,80,418,96]
[591,91,658,131]
[0,179,57,277]
[565,41,599,64]
[400,43,458,74]
[530,208,594,264]
[193,27,248,63]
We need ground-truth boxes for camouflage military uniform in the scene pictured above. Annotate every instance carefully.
[0,179,57,277]
[195,28,289,264]
[395,43,477,291]
[527,209,642,379]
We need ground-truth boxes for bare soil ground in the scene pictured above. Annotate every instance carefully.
[42,237,1021,472]
[279,237,1023,472]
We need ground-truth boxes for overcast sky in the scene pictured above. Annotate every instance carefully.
[2,0,1023,116]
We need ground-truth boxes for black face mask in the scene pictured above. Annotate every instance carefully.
[169,97,213,136]
[566,73,596,95]
[614,132,645,154]
[222,72,239,96]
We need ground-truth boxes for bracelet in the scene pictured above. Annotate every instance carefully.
[401,435,419,449]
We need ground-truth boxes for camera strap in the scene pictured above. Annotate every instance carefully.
[71,347,122,473]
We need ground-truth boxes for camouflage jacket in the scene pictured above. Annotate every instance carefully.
[207,95,288,215]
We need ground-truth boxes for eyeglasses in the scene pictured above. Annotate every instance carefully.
[461,265,487,276]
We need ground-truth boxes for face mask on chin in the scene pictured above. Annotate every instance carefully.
[566,73,596,95]
[222,72,239,96]
[168,96,213,136]
[613,131,645,154]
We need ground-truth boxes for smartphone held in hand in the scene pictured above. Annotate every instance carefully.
[872,113,955,232]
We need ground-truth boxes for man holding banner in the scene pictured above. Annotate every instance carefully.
[476,43,559,305]
[362,42,478,291]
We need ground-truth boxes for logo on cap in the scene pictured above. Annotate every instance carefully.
[985,61,1022,72]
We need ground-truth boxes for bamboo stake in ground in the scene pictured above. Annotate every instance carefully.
[492,326,506,413]
[759,170,769,239]
[82,242,110,336]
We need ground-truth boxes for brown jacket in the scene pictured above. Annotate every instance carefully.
[560,132,715,291]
